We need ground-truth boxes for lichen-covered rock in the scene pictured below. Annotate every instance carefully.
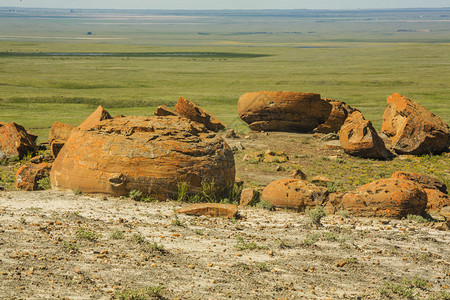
[315,99,356,134]
[238,91,332,132]
[154,105,180,117]
[48,122,75,143]
[174,97,225,132]
[261,178,328,210]
[339,111,391,159]
[341,178,427,218]
[78,105,112,131]
[177,203,238,218]
[15,156,53,191]
[391,171,447,194]
[50,116,235,199]
[381,93,450,155]
[423,189,450,212]
[0,122,37,159]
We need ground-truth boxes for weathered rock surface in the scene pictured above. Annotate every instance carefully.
[15,156,53,191]
[50,116,235,199]
[290,169,307,180]
[78,105,112,131]
[339,111,391,159]
[48,122,75,143]
[261,178,328,211]
[423,189,450,212]
[341,178,427,218]
[174,97,226,132]
[0,122,37,159]
[154,105,180,117]
[177,203,238,218]
[381,93,450,155]
[391,171,447,194]
[238,91,332,132]
[440,206,450,220]
[315,99,356,134]
[239,188,258,206]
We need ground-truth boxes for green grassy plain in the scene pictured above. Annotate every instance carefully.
[0,8,449,141]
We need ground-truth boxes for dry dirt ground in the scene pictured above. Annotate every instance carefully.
[0,132,449,299]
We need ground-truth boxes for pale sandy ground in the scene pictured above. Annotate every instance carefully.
[0,190,449,299]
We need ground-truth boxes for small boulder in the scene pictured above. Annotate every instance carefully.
[391,171,447,194]
[225,129,238,139]
[341,178,427,218]
[174,97,226,132]
[381,93,450,155]
[177,203,238,218]
[154,105,180,117]
[238,91,332,132]
[263,150,289,163]
[290,169,307,180]
[239,188,259,206]
[15,156,53,191]
[48,122,76,143]
[0,122,37,159]
[423,189,449,212]
[261,178,328,211]
[315,99,356,134]
[339,111,392,159]
[78,105,112,131]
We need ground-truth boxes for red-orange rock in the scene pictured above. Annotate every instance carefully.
[341,178,427,218]
[261,178,328,211]
[391,171,447,194]
[48,122,75,143]
[78,105,112,131]
[424,189,449,212]
[15,157,53,191]
[177,203,238,218]
[315,99,356,134]
[154,105,180,117]
[174,97,226,132]
[50,116,235,199]
[0,122,37,159]
[238,91,332,132]
[381,93,450,155]
[239,188,258,206]
[339,111,391,159]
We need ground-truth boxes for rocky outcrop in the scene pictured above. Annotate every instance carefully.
[48,122,75,143]
[174,97,226,132]
[315,99,356,134]
[381,93,450,155]
[391,171,447,194]
[177,203,238,218]
[261,178,328,211]
[15,156,53,191]
[154,105,180,117]
[78,105,112,131]
[341,178,427,218]
[238,91,332,132]
[0,122,37,159]
[50,116,235,199]
[339,111,391,159]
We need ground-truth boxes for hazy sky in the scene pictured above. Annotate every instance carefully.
[2,0,450,10]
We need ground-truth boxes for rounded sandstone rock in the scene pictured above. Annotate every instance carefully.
[50,116,235,199]
[238,91,332,132]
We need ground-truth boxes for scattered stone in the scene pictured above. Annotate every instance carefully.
[238,91,332,132]
[154,105,180,117]
[312,133,324,139]
[381,93,450,155]
[263,150,289,163]
[242,152,263,162]
[15,158,53,191]
[231,142,245,151]
[261,178,328,211]
[225,129,238,139]
[51,116,235,198]
[339,110,392,159]
[0,122,37,159]
[391,171,447,194]
[290,169,307,180]
[177,203,238,218]
[174,97,226,132]
[315,99,356,134]
[335,260,347,267]
[319,133,339,141]
[239,188,258,206]
[341,178,427,218]
[324,193,344,215]
[48,122,75,143]
[77,105,112,131]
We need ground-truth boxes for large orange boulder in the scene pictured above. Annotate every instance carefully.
[391,171,447,194]
[50,116,235,199]
[78,105,112,131]
[174,97,226,132]
[261,178,328,211]
[381,93,450,155]
[341,178,427,218]
[314,99,356,134]
[15,156,53,191]
[339,111,391,159]
[0,122,37,159]
[48,122,75,143]
[238,91,332,132]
